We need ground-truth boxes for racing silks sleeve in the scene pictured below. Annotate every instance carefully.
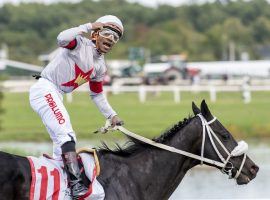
[57,23,92,49]
[89,67,117,119]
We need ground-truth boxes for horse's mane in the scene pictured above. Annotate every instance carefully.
[98,115,194,157]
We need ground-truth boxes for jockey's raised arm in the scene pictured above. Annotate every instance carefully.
[57,23,92,49]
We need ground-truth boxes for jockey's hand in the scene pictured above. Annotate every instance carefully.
[111,115,124,127]
[91,22,104,31]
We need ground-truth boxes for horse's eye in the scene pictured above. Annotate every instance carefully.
[221,133,230,140]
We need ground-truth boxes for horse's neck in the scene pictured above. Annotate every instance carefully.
[98,121,201,200]
[134,136,199,199]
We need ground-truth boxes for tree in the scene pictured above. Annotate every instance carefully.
[1,0,270,62]
[251,16,270,43]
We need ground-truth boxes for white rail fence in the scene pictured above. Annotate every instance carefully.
[2,80,270,104]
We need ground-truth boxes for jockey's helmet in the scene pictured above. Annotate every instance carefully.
[95,15,124,38]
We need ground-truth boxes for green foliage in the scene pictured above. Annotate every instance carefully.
[1,0,270,63]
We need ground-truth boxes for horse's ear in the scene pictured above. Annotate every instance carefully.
[192,101,201,115]
[200,99,214,120]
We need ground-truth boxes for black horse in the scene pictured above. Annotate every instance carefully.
[0,100,259,200]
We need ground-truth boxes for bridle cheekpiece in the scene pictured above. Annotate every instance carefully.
[197,114,248,179]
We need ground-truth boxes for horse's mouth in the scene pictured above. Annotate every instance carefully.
[236,164,259,185]
[236,173,251,185]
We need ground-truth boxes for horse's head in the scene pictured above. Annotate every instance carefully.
[191,100,259,185]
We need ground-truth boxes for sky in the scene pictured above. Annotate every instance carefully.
[0,0,215,7]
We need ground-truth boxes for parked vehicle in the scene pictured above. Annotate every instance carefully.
[143,54,189,85]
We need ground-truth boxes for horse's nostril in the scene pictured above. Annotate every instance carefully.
[250,165,259,175]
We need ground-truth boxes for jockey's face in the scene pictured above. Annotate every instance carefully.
[96,33,116,54]
[94,23,122,54]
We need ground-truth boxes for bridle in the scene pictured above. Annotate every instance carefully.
[197,114,248,179]
[95,114,248,179]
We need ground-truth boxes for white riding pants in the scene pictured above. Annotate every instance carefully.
[29,78,76,160]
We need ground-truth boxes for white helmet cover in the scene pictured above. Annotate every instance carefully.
[95,15,124,37]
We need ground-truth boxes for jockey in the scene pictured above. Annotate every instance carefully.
[29,15,124,199]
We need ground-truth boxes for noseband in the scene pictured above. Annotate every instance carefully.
[197,114,248,179]
[95,115,248,179]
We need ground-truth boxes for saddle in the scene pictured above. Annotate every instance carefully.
[77,147,100,176]
[28,148,104,200]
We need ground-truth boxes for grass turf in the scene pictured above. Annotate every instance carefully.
[0,91,270,141]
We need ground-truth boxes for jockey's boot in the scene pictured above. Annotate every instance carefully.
[62,142,88,200]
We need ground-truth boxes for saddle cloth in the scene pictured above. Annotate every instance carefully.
[27,151,105,200]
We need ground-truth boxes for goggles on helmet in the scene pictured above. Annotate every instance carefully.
[98,26,121,43]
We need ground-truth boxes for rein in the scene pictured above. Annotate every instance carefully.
[95,114,248,179]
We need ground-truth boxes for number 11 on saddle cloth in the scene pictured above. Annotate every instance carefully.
[27,148,105,200]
